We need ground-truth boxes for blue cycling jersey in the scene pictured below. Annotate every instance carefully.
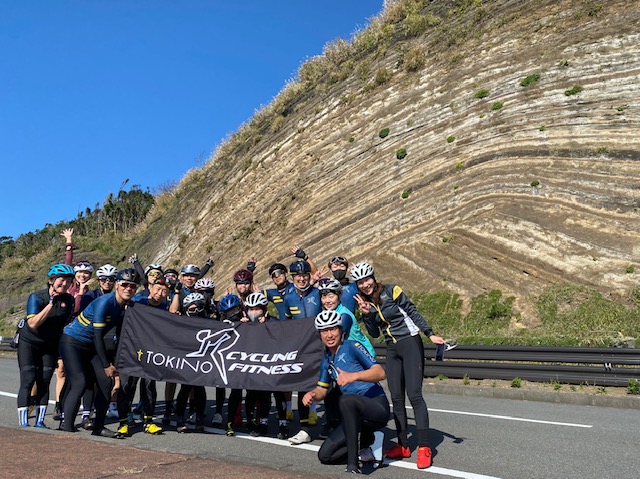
[63,292,126,345]
[340,282,358,314]
[263,282,295,320]
[317,340,385,397]
[283,286,322,319]
[336,304,376,357]
[133,292,169,310]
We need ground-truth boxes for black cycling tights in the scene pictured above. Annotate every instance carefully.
[318,393,389,470]
[176,385,206,420]
[17,341,57,407]
[386,334,430,446]
[59,334,126,432]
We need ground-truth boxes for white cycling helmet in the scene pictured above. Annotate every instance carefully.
[245,292,268,308]
[317,277,343,295]
[314,310,343,331]
[195,277,215,291]
[144,263,163,275]
[181,264,200,275]
[183,292,205,306]
[96,264,118,278]
[349,262,374,282]
[74,261,94,273]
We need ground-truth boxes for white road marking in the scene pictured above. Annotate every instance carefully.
[291,392,593,428]
[429,408,593,428]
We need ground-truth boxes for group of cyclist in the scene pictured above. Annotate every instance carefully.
[15,228,445,472]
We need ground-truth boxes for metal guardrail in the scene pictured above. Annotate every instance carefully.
[373,344,640,387]
[3,336,638,387]
[0,336,14,351]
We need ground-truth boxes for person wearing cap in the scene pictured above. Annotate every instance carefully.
[16,264,75,428]
[59,268,141,438]
[303,310,389,474]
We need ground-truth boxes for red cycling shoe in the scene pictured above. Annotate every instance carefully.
[384,443,411,459]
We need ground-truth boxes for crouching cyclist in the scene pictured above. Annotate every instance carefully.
[303,310,389,474]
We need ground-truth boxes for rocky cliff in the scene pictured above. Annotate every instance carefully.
[133,0,640,323]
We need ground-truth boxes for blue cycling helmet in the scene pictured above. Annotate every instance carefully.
[48,263,75,278]
[218,294,243,312]
[289,260,311,275]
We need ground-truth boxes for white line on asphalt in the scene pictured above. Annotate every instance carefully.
[290,392,593,428]
[0,391,55,404]
[429,408,592,428]
[227,427,505,479]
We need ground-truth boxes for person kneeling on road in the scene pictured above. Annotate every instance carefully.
[303,310,389,474]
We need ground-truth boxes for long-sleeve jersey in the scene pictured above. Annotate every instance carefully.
[63,292,126,368]
[361,284,434,345]
[263,282,295,320]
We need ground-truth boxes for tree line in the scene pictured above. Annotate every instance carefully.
[0,184,154,265]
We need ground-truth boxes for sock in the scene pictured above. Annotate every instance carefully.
[286,401,292,412]
[36,405,47,424]
[372,431,384,462]
[18,407,28,426]
[309,402,317,413]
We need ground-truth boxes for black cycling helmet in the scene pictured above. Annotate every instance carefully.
[268,263,287,276]
[116,268,141,284]
[289,260,311,275]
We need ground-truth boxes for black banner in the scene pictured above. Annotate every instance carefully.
[115,303,324,391]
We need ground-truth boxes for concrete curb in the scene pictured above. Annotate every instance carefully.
[424,383,640,409]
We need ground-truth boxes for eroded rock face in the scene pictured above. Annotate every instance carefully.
[139,0,640,320]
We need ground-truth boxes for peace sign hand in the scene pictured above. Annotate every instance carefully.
[354,294,371,314]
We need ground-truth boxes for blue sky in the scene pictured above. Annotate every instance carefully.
[0,0,382,239]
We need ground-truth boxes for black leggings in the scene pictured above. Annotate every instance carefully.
[318,393,389,469]
[386,335,430,446]
[120,375,157,419]
[59,334,126,432]
[17,340,57,407]
[176,385,206,420]
[245,390,271,423]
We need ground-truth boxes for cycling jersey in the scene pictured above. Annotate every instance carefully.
[79,288,108,313]
[361,284,434,344]
[335,304,376,357]
[317,340,384,398]
[132,292,169,310]
[283,286,322,319]
[63,292,126,368]
[339,281,358,314]
[21,289,74,348]
[263,282,295,320]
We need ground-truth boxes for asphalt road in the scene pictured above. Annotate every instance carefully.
[1,356,638,479]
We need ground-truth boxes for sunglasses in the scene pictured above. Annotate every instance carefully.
[99,277,116,283]
[235,281,251,285]
[271,270,285,278]
[329,256,348,265]
[118,282,138,290]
